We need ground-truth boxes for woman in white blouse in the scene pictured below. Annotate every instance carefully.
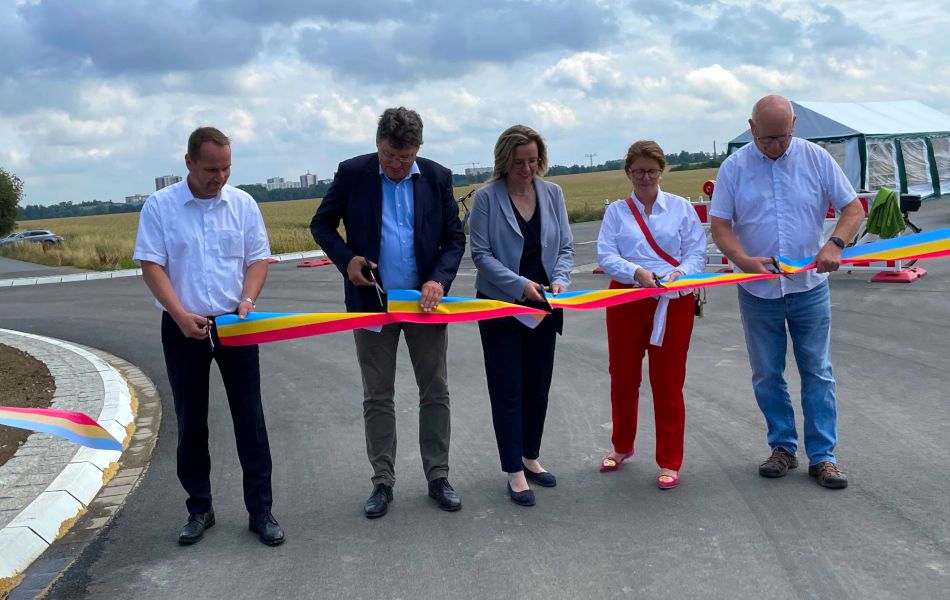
[596,140,706,489]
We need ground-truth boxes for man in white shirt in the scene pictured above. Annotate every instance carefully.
[711,95,864,489]
[133,127,284,544]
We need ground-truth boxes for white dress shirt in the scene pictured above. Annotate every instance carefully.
[710,138,856,299]
[597,189,706,345]
[133,181,271,316]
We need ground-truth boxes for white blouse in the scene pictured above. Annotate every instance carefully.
[597,189,706,345]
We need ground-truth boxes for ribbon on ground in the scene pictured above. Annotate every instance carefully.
[0,406,122,451]
[216,228,950,346]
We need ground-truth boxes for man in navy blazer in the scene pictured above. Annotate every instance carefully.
[310,107,466,518]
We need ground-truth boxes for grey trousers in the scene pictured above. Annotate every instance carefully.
[353,322,451,487]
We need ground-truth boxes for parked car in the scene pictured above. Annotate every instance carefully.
[0,229,64,246]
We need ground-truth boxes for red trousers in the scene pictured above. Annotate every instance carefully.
[605,282,695,471]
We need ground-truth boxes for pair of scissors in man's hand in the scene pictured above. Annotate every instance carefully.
[363,257,385,305]
[770,256,792,278]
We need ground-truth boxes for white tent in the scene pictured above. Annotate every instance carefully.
[727,100,950,198]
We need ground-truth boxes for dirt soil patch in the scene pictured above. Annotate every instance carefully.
[0,343,55,467]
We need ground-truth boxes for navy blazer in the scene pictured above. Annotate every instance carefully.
[310,153,466,312]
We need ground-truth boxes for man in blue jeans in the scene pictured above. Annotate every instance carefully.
[710,95,865,489]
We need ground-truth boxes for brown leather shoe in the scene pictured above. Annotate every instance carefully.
[758,447,798,478]
[808,461,848,489]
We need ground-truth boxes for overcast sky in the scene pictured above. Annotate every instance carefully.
[4,0,949,206]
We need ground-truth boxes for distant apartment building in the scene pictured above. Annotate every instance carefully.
[464,167,492,177]
[125,193,150,204]
[265,176,301,191]
[300,172,318,187]
[155,175,182,190]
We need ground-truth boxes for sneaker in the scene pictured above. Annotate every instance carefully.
[758,447,799,478]
[808,461,848,489]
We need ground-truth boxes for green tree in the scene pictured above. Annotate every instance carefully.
[0,167,24,237]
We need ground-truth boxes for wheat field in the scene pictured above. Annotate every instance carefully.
[2,168,717,271]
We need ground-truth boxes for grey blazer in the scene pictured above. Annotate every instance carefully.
[470,177,574,302]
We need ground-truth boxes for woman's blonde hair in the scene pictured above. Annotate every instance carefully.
[489,125,548,182]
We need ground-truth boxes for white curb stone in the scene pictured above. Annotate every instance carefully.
[0,329,135,582]
[0,528,49,579]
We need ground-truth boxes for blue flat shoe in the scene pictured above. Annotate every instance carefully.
[507,483,535,507]
[523,465,557,487]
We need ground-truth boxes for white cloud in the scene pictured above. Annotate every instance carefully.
[18,110,127,147]
[228,109,257,143]
[684,64,749,103]
[825,57,875,80]
[299,93,378,145]
[532,101,578,130]
[2,1,949,205]
[543,51,625,93]
[734,64,806,91]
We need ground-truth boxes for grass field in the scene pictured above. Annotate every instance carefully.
[2,168,717,271]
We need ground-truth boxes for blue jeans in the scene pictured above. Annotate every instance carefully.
[737,281,837,465]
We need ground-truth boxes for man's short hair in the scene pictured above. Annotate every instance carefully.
[188,127,231,160]
[623,140,666,173]
[489,125,549,182]
[376,107,424,149]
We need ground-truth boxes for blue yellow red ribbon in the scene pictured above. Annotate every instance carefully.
[216,291,547,345]
[215,228,950,346]
[0,406,123,451]
[774,227,950,272]
[214,311,394,346]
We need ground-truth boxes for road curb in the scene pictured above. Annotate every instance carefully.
[0,331,160,596]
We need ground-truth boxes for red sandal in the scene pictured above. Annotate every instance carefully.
[656,472,679,489]
[599,451,634,473]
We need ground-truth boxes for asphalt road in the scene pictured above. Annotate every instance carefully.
[1,205,949,599]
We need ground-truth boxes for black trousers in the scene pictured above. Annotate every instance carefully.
[477,310,561,473]
[161,312,273,516]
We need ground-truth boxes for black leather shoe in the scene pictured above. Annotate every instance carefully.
[507,483,535,507]
[178,509,215,545]
[427,477,462,512]
[365,483,393,519]
[249,511,285,546]
[523,464,557,487]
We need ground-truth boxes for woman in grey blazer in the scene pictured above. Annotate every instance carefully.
[470,125,574,507]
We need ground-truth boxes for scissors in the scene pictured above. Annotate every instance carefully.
[770,257,792,278]
[652,272,667,289]
[363,257,385,306]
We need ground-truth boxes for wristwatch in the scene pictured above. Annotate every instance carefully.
[241,297,256,308]
[827,236,846,250]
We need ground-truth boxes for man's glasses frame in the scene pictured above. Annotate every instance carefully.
[756,134,792,145]
[377,147,417,165]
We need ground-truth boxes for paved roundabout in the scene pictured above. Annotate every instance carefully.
[0,209,948,599]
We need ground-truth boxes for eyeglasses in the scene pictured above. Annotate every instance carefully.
[512,158,539,169]
[756,134,792,145]
[630,168,662,179]
[378,147,417,165]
